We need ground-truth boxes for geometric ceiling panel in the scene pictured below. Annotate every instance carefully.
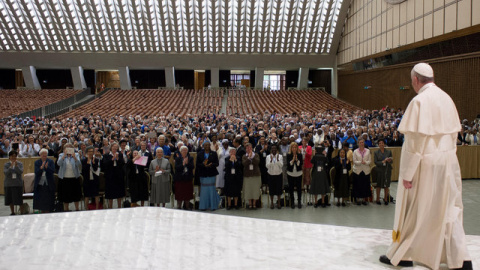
[0,0,344,54]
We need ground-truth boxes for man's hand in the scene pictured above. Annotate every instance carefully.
[403,180,412,189]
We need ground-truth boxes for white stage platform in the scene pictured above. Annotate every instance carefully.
[0,208,478,270]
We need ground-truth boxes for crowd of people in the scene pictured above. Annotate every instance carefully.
[2,107,479,214]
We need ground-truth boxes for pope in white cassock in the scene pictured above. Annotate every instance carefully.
[379,63,472,270]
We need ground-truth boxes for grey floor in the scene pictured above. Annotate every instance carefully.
[1,180,479,235]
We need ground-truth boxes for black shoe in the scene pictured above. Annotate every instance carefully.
[356,202,361,206]
[270,205,274,209]
[321,203,326,208]
[277,204,282,209]
[307,202,313,206]
[314,203,318,208]
[336,202,340,207]
[227,206,232,210]
[379,255,413,267]
[376,201,381,205]
[298,203,302,209]
[452,260,473,270]
[342,202,346,207]
[10,213,15,216]
[291,204,295,209]
[362,201,368,206]
[384,201,389,206]
[235,205,240,210]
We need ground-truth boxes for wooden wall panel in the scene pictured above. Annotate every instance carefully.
[458,0,472,29]
[338,54,480,121]
[337,0,480,64]
[444,3,457,33]
[433,10,445,37]
[96,71,120,90]
[473,0,480,25]
[424,14,433,39]
[15,70,25,88]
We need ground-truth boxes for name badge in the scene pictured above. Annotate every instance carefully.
[317,166,322,172]
[231,168,235,175]
[383,163,386,166]
[249,164,254,170]
[12,173,16,179]
[184,167,188,173]
[263,152,266,157]
[343,169,347,174]
[136,167,139,174]
[283,153,287,157]
[114,161,117,167]
[349,144,353,149]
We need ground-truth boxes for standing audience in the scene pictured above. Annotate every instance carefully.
[3,151,24,215]
[33,149,56,213]
[149,148,171,207]
[57,143,82,211]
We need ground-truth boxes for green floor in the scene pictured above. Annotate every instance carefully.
[2,180,479,235]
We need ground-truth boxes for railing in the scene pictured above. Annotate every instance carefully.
[46,95,96,118]
[16,88,91,119]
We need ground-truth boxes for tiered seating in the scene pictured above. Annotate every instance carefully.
[60,89,223,119]
[0,89,82,119]
[226,89,359,115]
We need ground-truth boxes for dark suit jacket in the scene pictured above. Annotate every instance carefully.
[34,158,56,192]
[236,146,246,160]
[82,158,100,182]
[174,155,194,182]
[196,150,219,177]
[224,156,243,177]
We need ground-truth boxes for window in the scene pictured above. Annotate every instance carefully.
[263,74,285,91]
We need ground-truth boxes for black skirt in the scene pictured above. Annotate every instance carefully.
[268,174,283,196]
[352,172,371,198]
[129,173,149,202]
[58,177,82,203]
[83,177,100,198]
[33,185,55,211]
[4,186,23,205]
[224,174,243,198]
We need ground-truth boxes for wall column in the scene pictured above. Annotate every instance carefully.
[254,67,264,89]
[331,62,338,97]
[21,66,41,89]
[165,67,176,88]
[70,66,87,90]
[211,68,219,88]
[118,66,132,90]
[297,67,309,89]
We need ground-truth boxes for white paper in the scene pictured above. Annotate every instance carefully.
[155,171,163,177]
[343,169,347,174]
[249,164,253,170]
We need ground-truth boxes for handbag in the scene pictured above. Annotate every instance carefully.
[20,203,30,214]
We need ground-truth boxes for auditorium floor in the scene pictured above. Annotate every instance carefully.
[1,180,479,235]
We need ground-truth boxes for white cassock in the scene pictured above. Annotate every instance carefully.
[386,83,470,269]
[216,146,232,188]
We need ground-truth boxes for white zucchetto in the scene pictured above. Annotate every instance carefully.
[413,63,434,78]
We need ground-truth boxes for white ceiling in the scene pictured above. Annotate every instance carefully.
[0,0,349,69]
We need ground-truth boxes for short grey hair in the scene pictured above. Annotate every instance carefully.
[180,146,188,152]
[39,148,49,156]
